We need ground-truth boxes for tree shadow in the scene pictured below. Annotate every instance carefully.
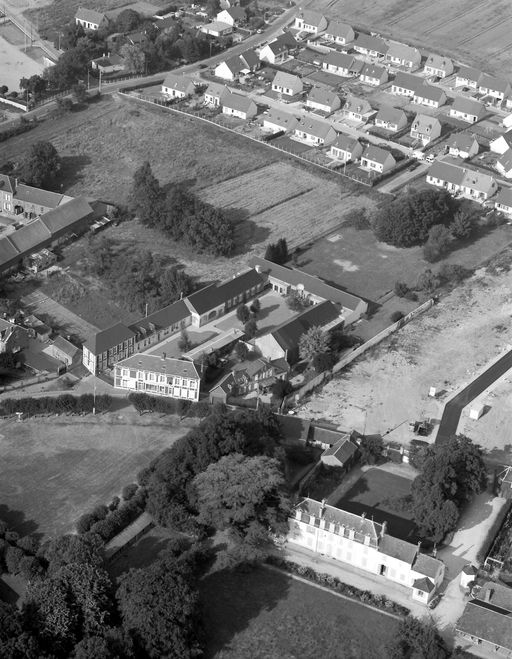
[200,565,291,658]
[0,504,39,536]
[108,534,191,581]
[255,303,279,321]
[230,209,271,255]
[59,154,92,190]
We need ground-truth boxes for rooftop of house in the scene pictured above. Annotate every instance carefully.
[448,131,478,150]
[451,95,485,115]
[431,157,496,193]
[297,9,327,28]
[295,115,335,139]
[378,533,418,564]
[52,335,80,358]
[39,197,94,234]
[84,323,136,355]
[240,49,259,69]
[462,564,478,575]
[354,33,388,54]
[116,353,200,379]
[411,113,441,134]
[205,81,229,98]
[498,148,512,172]
[331,133,360,152]
[456,65,482,82]
[428,158,466,185]
[186,268,263,315]
[413,577,435,593]
[219,6,246,19]
[307,85,339,106]
[321,437,358,463]
[202,20,232,32]
[414,83,445,103]
[393,71,423,92]
[75,7,107,24]
[264,108,298,130]
[386,42,421,62]
[162,73,195,92]
[361,62,386,79]
[7,220,51,254]
[0,317,20,333]
[325,20,354,40]
[91,53,124,66]
[412,551,442,578]
[14,183,67,209]
[272,70,303,89]
[461,165,496,193]
[269,31,297,50]
[324,50,356,69]
[0,236,21,267]
[232,356,278,381]
[344,94,372,115]
[270,300,340,351]
[425,53,452,71]
[479,73,510,93]
[376,105,406,124]
[456,582,512,650]
[362,144,394,165]
[128,299,190,336]
[219,55,244,74]
[0,174,14,195]
[495,186,512,206]
[221,89,256,112]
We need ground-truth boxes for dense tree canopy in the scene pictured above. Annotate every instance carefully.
[387,616,449,659]
[19,141,61,189]
[299,326,329,361]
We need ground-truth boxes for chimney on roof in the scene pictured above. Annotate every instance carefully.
[361,512,366,520]
[320,498,326,517]
[162,352,166,360]
[484,587,493,602]
[417,540,422,552]
[255,264,261,273]
[380,520,387,539]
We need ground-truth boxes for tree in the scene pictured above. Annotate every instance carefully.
[20,141,61,189]
[450,209,474,240]
[236,303,250,323]
[178,329,192,353]
[56,96,74,113]
[312,351,336,373]
[19,74,47,101]
[423,224,452,262]
[373,188,455,247]
[244,318,258,339]
[416,268,441,293]
[206,0,221,17]
[71,82,87,104]
[158,267,191,306]
[128,161,163,226]
[387,616,449,659]
[235,341,249,361]
[40,533,104,575]
[299,326,328,361]
[120,43,146,73]
[359,435,384,465]
[271,379,293,400]
[285,290,308,312]
[264,238,289,264]
[115,8,142,32]
[250,298,260,314]
[193,453,290,563]
[439,263,471,284]
[0,85,8,94]
[116,555,201,658]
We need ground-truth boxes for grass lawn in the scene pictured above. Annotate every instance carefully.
[200,565,398,659]
[333,468,417,543]
[0,409,187,538]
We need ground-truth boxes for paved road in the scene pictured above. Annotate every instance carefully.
[436,349,512,443]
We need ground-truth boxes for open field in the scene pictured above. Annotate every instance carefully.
[314,0,512,76]
[0,410,187,538]
[334,467,417,542]
[201,565,398,659]
[298,255,512,455]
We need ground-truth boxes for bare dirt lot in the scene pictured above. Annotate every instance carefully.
[299,256,512,455]
[0,409,187,538]
[316,0,512,76]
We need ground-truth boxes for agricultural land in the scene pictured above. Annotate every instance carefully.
[314,0,512,76]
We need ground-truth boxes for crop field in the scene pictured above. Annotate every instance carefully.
[316,0,512,75]
[201,565,398,659]
[0,410,187,538]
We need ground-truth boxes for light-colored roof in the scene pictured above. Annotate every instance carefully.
[461,166,496,193]
[479,73,510,94]
[324,50,356,70]
[386,42,421,63]
[376,105,406,125]
[272,70,303,91]
[105,512,153,559]
[331,134,360,153]
[456,65,482,82]
[344,94,372,115]
[222,90,256,113]
[117,354,200,379]
[362,144,394,165]
[15,184,65,209]
[297,10,326,28]
[75,7,107,24]
[354,33,388,55]
[451,95,485,116]
[162,73,195,93]
[498,148,512,172]
[201,20,232,32]
[52,335,80,358]
[361,63,387,80]
[263,108,298,130]
[425,53,453,72]
[295,116,335,139]
[448,132,478,151]
[307,86,339,108]
[495,186,512,207]
[325,20,354,40]
[205,81,229,98]
[411,113,441,134]
[321,437,358,464]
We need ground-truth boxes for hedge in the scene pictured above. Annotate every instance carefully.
[0,394,112,417]
[127,392,210,418]
[0,119,36,143]
[477,499,512,564]
[77,488,147,544]
[267,555,410,617]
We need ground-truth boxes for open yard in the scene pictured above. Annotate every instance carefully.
[0,32,44,92]
[314,0,512,76]
[299,252,512,455]
[200,565,398,659]
[333,467,417,543]
[0,410,187,538]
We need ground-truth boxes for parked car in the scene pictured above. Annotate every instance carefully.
[428,594,442,609]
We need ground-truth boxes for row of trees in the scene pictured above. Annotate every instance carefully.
[0,393,112,417]
[128,392,210,418]
[129,162,235,257]
[76,486,147,542]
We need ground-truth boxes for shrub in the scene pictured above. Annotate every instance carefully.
[244,319,258,339]
[394,281,409,297]
[18,555,44,581]
[0,520,8,537]
[91,505,109,522]
[404,290,418,301]
[439,263,471,284]
[390,311,404,322]
[312,351,337,373]
[343,207,371,230]
[235,342,249,361]
[17,535,40,555]
[76,512,96,534]
[122,483,139,501]
[190,401,210,418]
[250,298,261,314]
[450,211,474,239]
[178,329,192,352]
[423,224,452,262]
[236,304,251,323]
[5,530,19,543]
[5,546,24,574]
[109,496,121,511]
[416,269,441,293]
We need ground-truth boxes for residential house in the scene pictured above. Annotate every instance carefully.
[306,86,341,114]
[200,21,233,37]
[293,116,337,145]
[410,114,442,145]
[321,437,358,468]
[490,133,512,154]
[361,145,396,173]
[496,149,512,178]
[353,33,388,58]
[447,132,479,159]
[456,582,512,655]
[209,357,286,403]
[27,248,57,273]
[161,73,195,99]
[262,108,298,133]
[83,324,136,374]
[271,71,303,97]
[494,187,512,215]
[343,94,373,122]
[239,49,260,73]
[455,66,482,89]
[478,74,511,103]
[391,71,422,97]
[216,7,246,26]
[324,21,354,45]
[359,63,388,86]
[0,174,14,215]
[204,81,228,106]
[426,158,497,200]
[259,32,296,65]
[90,53,125,74]
[221,91,257,119]
[502,112,512,129]
[0,318,28,353]
[374,106,408,132]
[293,10,328,34]
[385,43,421,69]
[413,84,446,108]
[249,256,368,326]
[13,184,69,219]
[329,135,363,162]
[75,7,108,31]
[322,52,363,77]
[129,300,191,354]
[45,336,81,367]
[450,96,485,123]
[215,56,244,81]
[424,54,453,78]
[288,498,445,604]
[255,301,340,364]
[114,354,200,401]
[24,314,51,343]
[185,268,264,327]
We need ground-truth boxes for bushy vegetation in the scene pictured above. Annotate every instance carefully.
[0,394,112,417]
[128,392,210,418]
[76,487,147,542]
[264,238,289,264]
